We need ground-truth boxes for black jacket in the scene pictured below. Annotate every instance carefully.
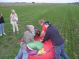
[42,25,64,46]
[0,16,4,24]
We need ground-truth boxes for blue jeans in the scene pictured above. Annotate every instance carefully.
[0,23,5,34]
[54,44,69,59]
[15,47,28,59]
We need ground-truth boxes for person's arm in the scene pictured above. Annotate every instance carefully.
[10,14,12,24]
[20,31,27,47]
[15,13,18,21]
[40,25,47,40]
[1,16,5,23]
[42,30,50,43]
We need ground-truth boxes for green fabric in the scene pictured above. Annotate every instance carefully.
[27,41,43,50]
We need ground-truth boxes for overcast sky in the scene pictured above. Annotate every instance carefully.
[0,0,79,3]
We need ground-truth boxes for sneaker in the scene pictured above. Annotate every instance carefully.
[0,34,2,36]
[3,33,6,35]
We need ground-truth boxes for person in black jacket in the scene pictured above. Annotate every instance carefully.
[0,13,6,36]
[42,21,69,59]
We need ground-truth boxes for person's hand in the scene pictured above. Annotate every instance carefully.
[20,42,24,47]
[39,39,43,42]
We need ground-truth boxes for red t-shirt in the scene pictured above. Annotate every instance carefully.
[40,24,48,40]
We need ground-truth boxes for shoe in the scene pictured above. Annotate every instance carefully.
[0,34,2,36]
[3,33,6,35]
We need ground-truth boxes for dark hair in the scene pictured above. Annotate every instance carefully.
[44,21,51,26]
[35,30,41,36]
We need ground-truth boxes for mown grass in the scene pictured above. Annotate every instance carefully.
[0,3,79,59]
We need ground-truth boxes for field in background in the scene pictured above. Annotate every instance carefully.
[0,3,79,59]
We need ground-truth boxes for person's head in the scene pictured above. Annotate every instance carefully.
[44,21,50,25]
[11,9,16,14]
[44,21,51,26]
[39,19,45,26]
[26,25,35,32]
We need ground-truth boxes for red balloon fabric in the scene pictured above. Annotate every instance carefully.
[28,40,55,59]
[19,32,55,59]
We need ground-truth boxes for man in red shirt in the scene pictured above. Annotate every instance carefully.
[39,19,48,40]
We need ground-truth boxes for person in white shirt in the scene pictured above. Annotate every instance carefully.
[10,9,19,34]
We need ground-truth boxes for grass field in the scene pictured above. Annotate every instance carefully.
[0,3,79,59]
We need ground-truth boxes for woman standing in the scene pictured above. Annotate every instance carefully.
[0,13,6,36]
[10,9,19,34]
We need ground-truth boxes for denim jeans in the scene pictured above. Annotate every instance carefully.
[15,47,28,59]
[54,44,69,59]
[0,23,4,34]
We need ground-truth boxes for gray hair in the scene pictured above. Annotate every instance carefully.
[26,25,34,31]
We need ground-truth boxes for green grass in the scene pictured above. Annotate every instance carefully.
[0,3,79,59]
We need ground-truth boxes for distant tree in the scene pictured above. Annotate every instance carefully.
[32,2,35,4]
[74,2,79,4]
